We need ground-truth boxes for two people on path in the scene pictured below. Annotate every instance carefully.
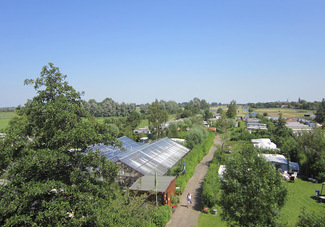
[187,192,192,208]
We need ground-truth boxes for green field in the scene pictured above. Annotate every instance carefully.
[210,106,315,119]
[198,179,325,226]
[0,112,16,131]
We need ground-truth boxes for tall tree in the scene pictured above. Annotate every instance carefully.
[167,123,178,138]
[214,117,232,152]
[0,63,155,226]
[219,146,288,226]
[315,98,325,124]
[204,109,213,121]
[297,128,325,181]
[126,111,141,130]
[226,100,237,118]
[148,100,168,140]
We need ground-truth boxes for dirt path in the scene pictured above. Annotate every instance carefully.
[166,135,221,227]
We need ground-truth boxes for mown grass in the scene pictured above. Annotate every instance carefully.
[198,179,325,227]
[280,179,325,226]
[0,112,16,131]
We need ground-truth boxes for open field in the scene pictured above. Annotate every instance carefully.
[211,106,315,119]
[253,108,314,119]
[198,179,325,226]
[0,112,16,131]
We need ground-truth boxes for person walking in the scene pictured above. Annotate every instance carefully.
[187,192,192,208]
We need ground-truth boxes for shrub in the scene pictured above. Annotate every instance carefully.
[297,207,325,227]
[201,159,220,208]
[170,194,179,205]
[153,205,171,227]
[186,125,208,149]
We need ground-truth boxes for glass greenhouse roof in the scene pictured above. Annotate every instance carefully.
[88,136,141,162]
[118,137,190,176]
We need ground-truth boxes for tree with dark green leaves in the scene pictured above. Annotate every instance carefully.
[204,108,213,121]
[167,123,178,138]
[0,63,156,226]
[315,98,325,124]
[297,128,325,181]
[219,146,288,226]
[148,100,168,140]
[217,107,224,115]
[226,100,237,118]
[126,111,141,130]
[214,117,233,152]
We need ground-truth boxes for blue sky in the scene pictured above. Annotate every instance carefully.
[0,0,324,107]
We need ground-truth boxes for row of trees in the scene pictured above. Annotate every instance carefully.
[0,107,15,112]
[84,97,210,118]
[83,98,136,117]
[247,99,321,110]
[139,100,180,115]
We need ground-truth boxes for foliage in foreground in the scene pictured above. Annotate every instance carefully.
[219,146,288,227]
[0,63,158,226]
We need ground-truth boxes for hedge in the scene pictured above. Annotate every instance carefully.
[201,150,221,208]
[153,205,172,227]
[168,131,215,193]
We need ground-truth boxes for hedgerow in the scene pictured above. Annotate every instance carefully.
[201,149,222,208]
[168,131,215,193]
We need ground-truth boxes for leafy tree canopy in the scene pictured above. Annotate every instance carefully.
[297,128,325,181]
[148,100,168,140]
[219,146,288,226]
[315,98,325,124]
[0,63,157,226]
[226,100,237,118]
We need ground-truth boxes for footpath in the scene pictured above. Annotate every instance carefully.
[166,135,221,227]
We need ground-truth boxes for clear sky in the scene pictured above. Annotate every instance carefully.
[0,0,324,107]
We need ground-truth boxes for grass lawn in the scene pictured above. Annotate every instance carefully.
[280,179,325,226]
[137,119,149,129]
[0,112,16,131]
[198,179,325,227]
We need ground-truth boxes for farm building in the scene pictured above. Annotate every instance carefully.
[129,175,176,206]
[89,137,190,186]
